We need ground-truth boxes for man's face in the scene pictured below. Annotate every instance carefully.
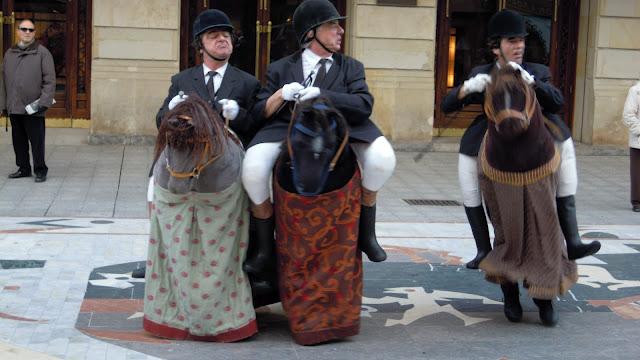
[493,36,525,65]
[17,20,36,44]
[201,29,233,61]
[313,20,343,52]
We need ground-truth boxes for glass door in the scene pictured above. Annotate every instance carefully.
[180,0,345,82]
[434,0,580,132]
[1,0,91,120]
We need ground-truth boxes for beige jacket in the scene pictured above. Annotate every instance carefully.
[0,42,56,116]
[623,82,640,149]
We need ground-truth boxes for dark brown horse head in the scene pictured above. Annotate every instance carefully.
[484,65,537,141]
[154,95,227,167]
[483,65,557,173]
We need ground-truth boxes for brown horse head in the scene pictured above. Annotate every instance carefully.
[484,65,537,141]
[154,95,227,170]
[483,65,557,173]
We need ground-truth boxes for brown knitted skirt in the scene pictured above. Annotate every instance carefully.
[478,163,578,299]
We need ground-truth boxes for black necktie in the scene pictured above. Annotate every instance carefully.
[312,59,329,88]
[206,71,217,101]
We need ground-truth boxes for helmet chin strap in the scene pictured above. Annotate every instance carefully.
[311,29,335,54]
[202,47,228,62]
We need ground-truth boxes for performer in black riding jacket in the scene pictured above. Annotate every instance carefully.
[154,9,261,148]
[441,9,601,270]
[135,9,260,279]
[241,0,396,275]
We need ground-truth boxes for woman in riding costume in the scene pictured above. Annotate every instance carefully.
[241,0,396,274]
[441,9,600,270]
[477,66,578,326]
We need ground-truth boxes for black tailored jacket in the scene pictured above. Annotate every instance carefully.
[441,62,570,156]
[249,50,382,147]
[155,65,261,148]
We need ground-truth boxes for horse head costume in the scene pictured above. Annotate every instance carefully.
[482,63,558,174]
[478,64,578,327]
[278,97,356,195]
[143,95,260,342]
[270,97,364,345]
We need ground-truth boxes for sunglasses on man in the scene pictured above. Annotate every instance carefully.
[19,27,35,33]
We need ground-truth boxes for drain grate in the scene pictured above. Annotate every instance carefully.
[403,199,461,206]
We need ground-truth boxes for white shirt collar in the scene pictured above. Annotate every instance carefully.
[302,49,333,82]
[203,62,228,79]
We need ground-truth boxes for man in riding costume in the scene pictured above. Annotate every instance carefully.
[136,9,261,279]
[441,9,600,271]
[155,9,261,148]
[241,0,396,275]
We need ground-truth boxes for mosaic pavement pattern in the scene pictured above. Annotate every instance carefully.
[1,218,640,359]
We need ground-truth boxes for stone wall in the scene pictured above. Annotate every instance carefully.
[576,0,640,146]
[89,0,179,144]
[347,0,436,143]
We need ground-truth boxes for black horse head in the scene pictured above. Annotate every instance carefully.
[284,97,351,196]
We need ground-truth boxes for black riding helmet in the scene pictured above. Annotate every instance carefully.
[487,9,528,43]
[293,0,346,47]
[193,9,234,41]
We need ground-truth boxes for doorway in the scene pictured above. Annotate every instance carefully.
[433,0,580,134]
[180,0,346,82]
[1,0,91,120]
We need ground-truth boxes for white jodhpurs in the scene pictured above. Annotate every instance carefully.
[458,154,482,207]
[147,176,155,202]
[350,136,396,192]
[457,138,579,207]
[241,142,283,204]
[241,136,397,205]
[556,138,578,197]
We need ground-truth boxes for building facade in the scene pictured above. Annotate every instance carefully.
[1,0,638,147]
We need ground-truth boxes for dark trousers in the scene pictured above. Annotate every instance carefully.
[10,114,48,176]
[632,148,640,206]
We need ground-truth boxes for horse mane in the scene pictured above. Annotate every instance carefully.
[483,65,556,172]
[154,95,227,166]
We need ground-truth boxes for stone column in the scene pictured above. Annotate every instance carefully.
[347,0,436,144]
[89,0,180,144]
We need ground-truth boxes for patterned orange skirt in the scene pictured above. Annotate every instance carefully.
[273,165,363,345]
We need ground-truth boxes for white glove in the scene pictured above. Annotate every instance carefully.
[298,87,321,101]
[461,74,492,95]
[218,99,239,121]
[507,61,535,85]
[282,82,304,101]
[168,93,188,110]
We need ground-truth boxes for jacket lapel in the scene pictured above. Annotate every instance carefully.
[191,66,210,103]
[215,66,238,101]
[322,54,341,89]
[287,50,305,85]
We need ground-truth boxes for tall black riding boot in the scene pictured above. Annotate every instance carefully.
[533,298,558,327]
[500,282,523,322]
[359,205,387,262]
[557,195,601,260]
[465,205,492,269]
[243,215,275,275]
[132,267,146,279]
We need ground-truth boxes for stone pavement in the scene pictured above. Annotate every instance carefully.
[0,129,638,359]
